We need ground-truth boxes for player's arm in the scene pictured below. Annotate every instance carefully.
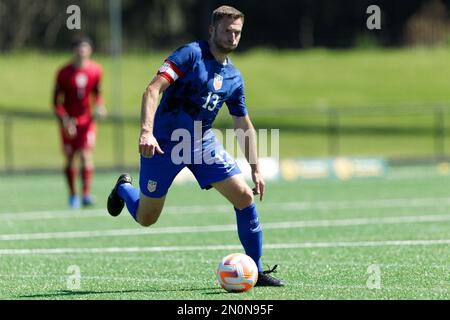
[139,75,170,158]
[53,74,76,138]
[140,45,193,157]
[93,67,107,120]
[232,115,265,201]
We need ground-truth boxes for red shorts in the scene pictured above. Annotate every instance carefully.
[60,122,96,156]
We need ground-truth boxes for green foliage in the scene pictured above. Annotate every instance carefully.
[353,33,380,49]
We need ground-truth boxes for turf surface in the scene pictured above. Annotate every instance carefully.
[0,166,449,299]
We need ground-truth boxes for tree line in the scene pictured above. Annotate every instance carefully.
[0,0,448,52]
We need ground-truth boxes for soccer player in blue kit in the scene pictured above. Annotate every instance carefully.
[107,5,283,286]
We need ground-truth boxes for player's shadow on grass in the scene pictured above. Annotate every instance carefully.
[18,289,144,299]
[18,287,223,299]
[203,292,224,295]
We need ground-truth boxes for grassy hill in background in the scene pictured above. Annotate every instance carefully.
[0,48,449,169]
[0,48,448,114]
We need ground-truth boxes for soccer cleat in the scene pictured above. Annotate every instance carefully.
[107,173,132,217]
[82,195,95,207]
[69,195,80,209]
[255,265,284,287]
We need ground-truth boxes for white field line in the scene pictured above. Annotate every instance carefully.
[0,239,449,255]
[0,209,106,221]
[1,214,450,241]
[1,197,450,221]
[18,253,450,269]
[289,283,450,293]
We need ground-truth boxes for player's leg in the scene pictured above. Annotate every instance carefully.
[64,151,77,196]
[108,175,167,226]
[60,126,79,208]
[211,173,254,209]
[107,147,183,226]
[189,137,283,287]
[64,150,79,208]
[79,124,96,206]
[189,142,264,269]
[80,149,94,206]
[211,174,261,268]
[188,140,263,269]
[135,193,166,226]
[211,174,283,286]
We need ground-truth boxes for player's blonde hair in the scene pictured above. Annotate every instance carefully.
[211,5,244,26]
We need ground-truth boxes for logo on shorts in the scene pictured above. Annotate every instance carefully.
[213,73,223,91]
[147,180,157,193]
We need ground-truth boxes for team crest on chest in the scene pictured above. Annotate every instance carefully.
[213,73,223,91]
[75,73,88,88]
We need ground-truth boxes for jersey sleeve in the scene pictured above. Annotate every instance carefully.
[157,44,196,84]
[226,76,248,117]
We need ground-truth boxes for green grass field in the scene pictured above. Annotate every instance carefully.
[0,166,449,299]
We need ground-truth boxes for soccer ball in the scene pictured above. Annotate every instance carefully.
[216,253,258,293]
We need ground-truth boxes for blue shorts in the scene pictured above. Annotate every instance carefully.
[139,139,241,198]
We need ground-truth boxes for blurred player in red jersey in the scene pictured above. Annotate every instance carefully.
[53,36,107,208]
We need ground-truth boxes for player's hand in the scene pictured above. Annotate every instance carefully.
[139,131,164,158]
[251,169,265,201]
[62,117,77,139]
[94,105,107,120]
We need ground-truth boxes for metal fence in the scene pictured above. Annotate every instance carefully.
[1,105,449,174]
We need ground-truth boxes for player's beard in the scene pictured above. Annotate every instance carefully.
[213,32,237,54]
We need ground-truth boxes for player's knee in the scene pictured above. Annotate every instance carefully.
[80,152,93,166]
[137,216,158,227]
[137,209,162,227]
[65,156,75,167]
[234,187,254,210]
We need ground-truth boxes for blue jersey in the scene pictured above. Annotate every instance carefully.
[154,40,247,143]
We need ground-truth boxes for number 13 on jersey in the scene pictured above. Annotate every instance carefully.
[202,91,220,111]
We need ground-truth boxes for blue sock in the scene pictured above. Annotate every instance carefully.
[117,183,140,221]
[235,203,263,272]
